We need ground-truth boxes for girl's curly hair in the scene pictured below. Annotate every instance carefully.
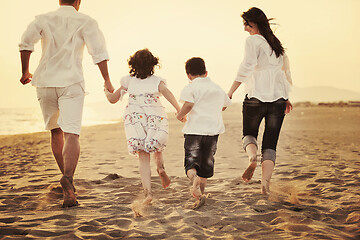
[128,49,160,79]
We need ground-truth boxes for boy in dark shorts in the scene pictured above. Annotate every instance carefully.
[177,57,231,208]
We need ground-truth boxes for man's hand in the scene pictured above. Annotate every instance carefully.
[20,72,32,85]
[104,80,114,93]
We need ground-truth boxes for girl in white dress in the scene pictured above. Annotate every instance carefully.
[105,49,181,203]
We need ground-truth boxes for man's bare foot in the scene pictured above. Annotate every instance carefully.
[242,156,257,182]
[60,176,78,208]
[191,176,202,199]
[157,168,171,188]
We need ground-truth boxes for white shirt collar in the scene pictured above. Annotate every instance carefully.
[58,5,77,12]
[254,34,266,42]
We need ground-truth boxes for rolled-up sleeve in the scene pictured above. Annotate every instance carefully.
[180,85,194,103]
[19,18,42,52]
[83,19,109,64]
[235,37,257,83]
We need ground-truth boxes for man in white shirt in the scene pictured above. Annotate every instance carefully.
[19,0,115,207]
[177,57,231,209]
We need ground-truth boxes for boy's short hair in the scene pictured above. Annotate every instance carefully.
[61,0,77,4]
[185,57,206,76]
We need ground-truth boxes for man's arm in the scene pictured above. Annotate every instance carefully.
[19,50,32,85]
[97,60,114,93]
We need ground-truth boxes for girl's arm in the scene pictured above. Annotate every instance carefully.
[105,86,127,104]
[159,81,181,113]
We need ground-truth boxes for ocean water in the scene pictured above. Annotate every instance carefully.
[0,101,126,136]
[0,98,177,136]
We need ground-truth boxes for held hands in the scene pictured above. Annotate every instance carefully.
[104,80,115,93]
[104,87,113,101]
[20,72,32,85]
[285,100,293,114]
[176,112,187,123]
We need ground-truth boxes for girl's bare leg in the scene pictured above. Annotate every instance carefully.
[261,160,274,195]
[138,151,152,204]
[154,151,171,188]
[242,143,258,182]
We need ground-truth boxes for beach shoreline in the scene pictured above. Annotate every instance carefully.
[0,105,359,239]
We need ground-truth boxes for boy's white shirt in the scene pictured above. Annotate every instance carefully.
[180,77,231,135]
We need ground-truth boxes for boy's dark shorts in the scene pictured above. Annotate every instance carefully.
[184,134,219,178]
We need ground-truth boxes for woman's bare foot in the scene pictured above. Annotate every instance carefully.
[242,155,257,182]
[157,168,171,188]
[60,176,78,208]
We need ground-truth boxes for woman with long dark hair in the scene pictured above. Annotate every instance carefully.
[227,7,293,194]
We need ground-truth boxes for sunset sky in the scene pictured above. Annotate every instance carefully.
[1,0,359,108]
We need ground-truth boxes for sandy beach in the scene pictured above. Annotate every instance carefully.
[0,104,359,239]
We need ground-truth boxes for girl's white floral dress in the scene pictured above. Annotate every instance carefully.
[121,75,169,155]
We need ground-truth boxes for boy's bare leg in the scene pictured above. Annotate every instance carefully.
[61,132,80,207]
[192,177,207,209]
[154,151,171,188]
[138,151,152,204]
[199,177,207,195]
[242,143,258,182]
[187,169,201,199]
[261,160,274,195]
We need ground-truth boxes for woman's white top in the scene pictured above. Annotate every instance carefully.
[235,34,292,102]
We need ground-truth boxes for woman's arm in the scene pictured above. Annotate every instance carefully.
[159,81,181,113]
[282,53,292,86]
[228,81,242,99]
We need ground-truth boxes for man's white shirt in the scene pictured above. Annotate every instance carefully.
[19,6,109,87]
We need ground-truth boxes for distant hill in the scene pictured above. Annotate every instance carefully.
[291,86,360,103]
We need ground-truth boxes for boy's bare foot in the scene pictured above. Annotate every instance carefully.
[242,156,257,182]
[192,195,206,210]
[191,176,202,199]
[60,176,78,208]
[157,168,171,188]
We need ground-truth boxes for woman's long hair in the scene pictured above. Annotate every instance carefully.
[128,49,160,79]
[242,7,284,57]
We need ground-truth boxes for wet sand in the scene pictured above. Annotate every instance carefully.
[0,104,359,239]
